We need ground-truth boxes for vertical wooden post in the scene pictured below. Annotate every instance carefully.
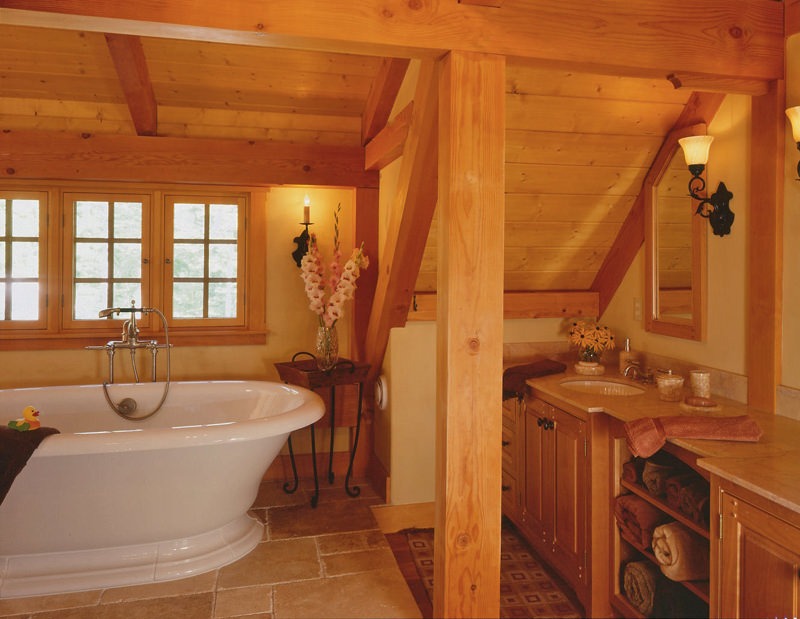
[434,50,505,618]
[748,80,784,411]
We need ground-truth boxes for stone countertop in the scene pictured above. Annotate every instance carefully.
[526,369,800,514]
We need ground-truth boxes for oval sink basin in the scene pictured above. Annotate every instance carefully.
[559,379,645,396]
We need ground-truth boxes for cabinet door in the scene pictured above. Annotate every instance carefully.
[719,492,800,619]
[524,399,550,542]
[550,407,587,585]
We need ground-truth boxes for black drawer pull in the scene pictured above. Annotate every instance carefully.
[501,484,512,492]
[502,440,510,446]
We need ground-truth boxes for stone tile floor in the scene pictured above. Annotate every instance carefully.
[0,481,421,619]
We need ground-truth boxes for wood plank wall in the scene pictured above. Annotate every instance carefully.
[415,62,692,294]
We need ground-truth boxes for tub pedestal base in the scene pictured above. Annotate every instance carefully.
[0,513,262,599]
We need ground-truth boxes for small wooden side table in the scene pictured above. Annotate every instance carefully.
[274,356,370,508]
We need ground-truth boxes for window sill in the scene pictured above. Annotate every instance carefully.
[0,330,268,351]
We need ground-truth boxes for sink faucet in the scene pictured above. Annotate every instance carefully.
[623,362,654,383]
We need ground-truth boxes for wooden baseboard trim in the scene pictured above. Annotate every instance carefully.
[371,501,435,533]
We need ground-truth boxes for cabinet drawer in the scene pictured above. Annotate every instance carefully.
[526,396,555,418]
[502,423,516,469]
[502,398,517,424]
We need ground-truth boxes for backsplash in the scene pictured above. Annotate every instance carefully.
[504,342,748,404]
[777,386,800,421]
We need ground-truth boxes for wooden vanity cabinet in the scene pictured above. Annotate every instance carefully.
[524,395,587,592]
[522,394,614,617]
[712,477,800,619]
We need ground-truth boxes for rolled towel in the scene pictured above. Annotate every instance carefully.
[651,521,710,581]
[615,494,669,548]
[622,458,645,484]
[641,459,675,497]
[623,560,659,616]
[679,478,710,527]
[665,472,698,512]
[625,415,762,458]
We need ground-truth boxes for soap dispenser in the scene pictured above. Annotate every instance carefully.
[619,338,635,375]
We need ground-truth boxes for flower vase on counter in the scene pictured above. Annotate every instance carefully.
[568,320,615,376]
[575,349,605,376]
[315,324,339,371]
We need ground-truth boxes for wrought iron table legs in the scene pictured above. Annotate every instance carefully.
[284,380,363,508]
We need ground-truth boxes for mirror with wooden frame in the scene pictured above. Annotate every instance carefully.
[645,124,707,340]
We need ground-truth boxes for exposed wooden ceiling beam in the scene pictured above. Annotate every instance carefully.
[458,0,504,7]
[0,1,783,82]
[408,291,600,321]
[591,91,725,315]
[104,33,158,136]
[361,57,410,145]
[363,60,438,381]
[364,102,412,170]
[0,130,378,187]
[666,72,769,96]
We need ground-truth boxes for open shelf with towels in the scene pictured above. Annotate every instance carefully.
[609,417,710,618]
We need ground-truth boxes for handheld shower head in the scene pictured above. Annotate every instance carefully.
[98,308,120,318]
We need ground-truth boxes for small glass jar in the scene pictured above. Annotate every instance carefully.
[656,373,684,402]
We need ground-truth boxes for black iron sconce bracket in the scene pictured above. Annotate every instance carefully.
[292,223,312,267]
[687,164,734,237]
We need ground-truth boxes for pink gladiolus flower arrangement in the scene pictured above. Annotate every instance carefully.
[300,204,369,328]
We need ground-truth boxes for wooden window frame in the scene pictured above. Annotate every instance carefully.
[62,191,153,332]
[0,190,50,332]
[0,182,266,350]
[163,193,247,329]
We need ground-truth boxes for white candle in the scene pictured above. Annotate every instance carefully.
[303,195,311,223]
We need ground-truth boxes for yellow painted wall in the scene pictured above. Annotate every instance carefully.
[0,186,356,389]
[602,94,750,375]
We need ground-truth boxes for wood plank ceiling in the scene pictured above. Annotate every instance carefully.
[0,23,694,302]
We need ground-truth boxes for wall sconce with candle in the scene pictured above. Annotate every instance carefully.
[785,106,800,179]
[677,135,735,237]
[291,195,313,267]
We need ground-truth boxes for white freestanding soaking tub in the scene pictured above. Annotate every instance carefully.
[0,380,324,598]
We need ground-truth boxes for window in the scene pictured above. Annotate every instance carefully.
[0,192,47,330]
[0,183,265,349]
[64,193,149,324]
[166,195,245,324]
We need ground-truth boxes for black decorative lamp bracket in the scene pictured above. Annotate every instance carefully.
[292,223,312,267]
[686,165,735,238]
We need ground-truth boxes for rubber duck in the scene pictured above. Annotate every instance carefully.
[7,406,41,432]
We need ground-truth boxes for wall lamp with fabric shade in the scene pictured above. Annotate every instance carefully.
[677,135,735,237]
[785,106,800,179]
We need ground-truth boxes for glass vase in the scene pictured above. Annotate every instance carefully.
[575,348,605,376]
[315,324,339,371]
[578,348,601,364]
